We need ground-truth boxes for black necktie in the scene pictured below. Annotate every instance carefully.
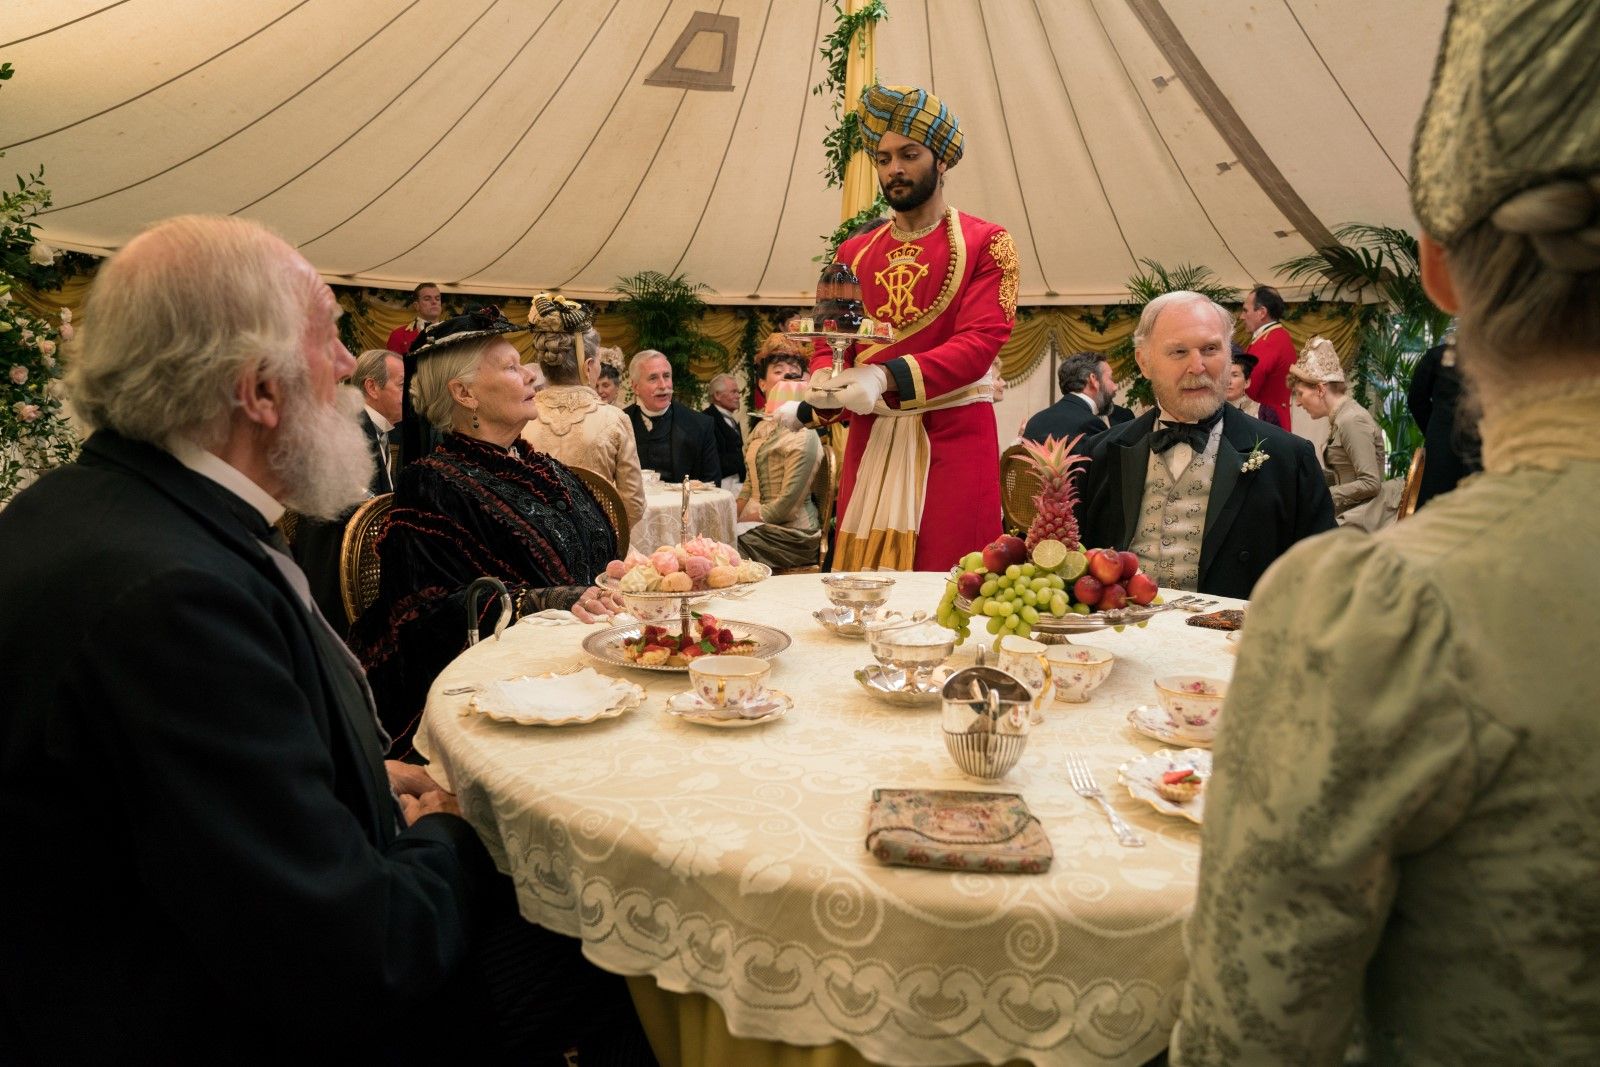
[1150,409,1222,454]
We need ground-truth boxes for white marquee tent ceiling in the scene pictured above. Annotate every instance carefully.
[2,0,1447,305]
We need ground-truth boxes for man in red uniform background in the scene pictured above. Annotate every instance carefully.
[791,85,1015,571]
[1241,284,1296,428]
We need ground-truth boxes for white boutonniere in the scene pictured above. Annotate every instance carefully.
[1241,439,1269,474]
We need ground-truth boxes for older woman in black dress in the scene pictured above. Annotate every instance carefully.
[353,308,622,752]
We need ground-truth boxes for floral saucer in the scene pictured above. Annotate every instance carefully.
[1118,748,1212,824]
[665,688,792,727]
[1127,704,1212,748]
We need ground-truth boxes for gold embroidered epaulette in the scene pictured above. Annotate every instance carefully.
[988,231,1019,322]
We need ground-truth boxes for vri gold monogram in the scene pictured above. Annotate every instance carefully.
[874,242,929,323]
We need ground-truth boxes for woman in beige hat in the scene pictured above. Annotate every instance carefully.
[1174,1,1600,1062]
[1286,336,1386,531]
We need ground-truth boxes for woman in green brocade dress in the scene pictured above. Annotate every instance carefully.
[1173,2,1600,1063]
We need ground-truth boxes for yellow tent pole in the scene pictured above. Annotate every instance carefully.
[839,0,878,222]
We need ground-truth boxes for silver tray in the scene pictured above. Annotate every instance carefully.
[854,664,951,706]
[595,561,770,601]
[582,619,792,673]
[954,595,1166,636]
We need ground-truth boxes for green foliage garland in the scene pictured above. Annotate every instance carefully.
[812,0,889,188]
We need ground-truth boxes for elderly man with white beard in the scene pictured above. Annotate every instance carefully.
[0,216,630,1062]
[1075,290,1334,599]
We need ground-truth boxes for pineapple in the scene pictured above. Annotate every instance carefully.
[1020,434,1088,553]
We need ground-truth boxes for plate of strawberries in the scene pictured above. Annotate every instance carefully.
[582,612,791,672]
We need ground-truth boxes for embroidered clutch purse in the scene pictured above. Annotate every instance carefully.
[865,788,1052,873]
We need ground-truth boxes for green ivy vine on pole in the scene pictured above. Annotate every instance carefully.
[812,1,889,262]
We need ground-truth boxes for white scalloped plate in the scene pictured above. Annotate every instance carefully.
[468,672,645,726]
[1118,748,1211,823]
[1127,704,1212,748]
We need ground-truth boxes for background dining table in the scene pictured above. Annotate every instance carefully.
[416,572,1243,1066]
[629,481,739,555]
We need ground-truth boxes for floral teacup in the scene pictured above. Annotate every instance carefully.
[1153,675,1228,744]
[689,655,771,709]
[995,635,1051,722]
[1044,645,1115,703]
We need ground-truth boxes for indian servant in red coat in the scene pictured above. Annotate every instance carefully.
[1242,284,1296,428]
[788,86,1015,572]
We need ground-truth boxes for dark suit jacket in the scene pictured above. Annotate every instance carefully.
[1406,342,1481,508]
[625,401,722,484]
[1021,394,1105,447]
[1076,406,1335,599]
[703,403,746,481]
[292,411,391,628]
[0,431,494,1061]
[1107,404,1135,426]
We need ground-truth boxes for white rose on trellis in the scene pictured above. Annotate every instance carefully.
[28,242,55,266]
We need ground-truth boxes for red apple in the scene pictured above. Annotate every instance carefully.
[981,534,1028,575]
[1099,583,1128,610]
[956,570,984,600]
[1087,548,1124,585]
[1073,575,1104,607]
[1118,551,1139,582]
[1127,571,1159,606]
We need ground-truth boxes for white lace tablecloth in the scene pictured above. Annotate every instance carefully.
[417,573,1242,1066]
[629,484,738,554]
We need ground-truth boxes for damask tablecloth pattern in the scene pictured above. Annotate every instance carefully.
[417,573,1241,1066]
[629,484,738,554]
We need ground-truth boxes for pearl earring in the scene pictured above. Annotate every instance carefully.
[471,411,480,430]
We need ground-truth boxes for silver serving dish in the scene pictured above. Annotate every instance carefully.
[581,619,791,673]
[853,664,951,706]
[865,615,954,669]
[821,574,896,629]
[953,593,1166,643]
[813,606,868,638]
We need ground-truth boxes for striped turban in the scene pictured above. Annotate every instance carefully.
[856,85,964,168]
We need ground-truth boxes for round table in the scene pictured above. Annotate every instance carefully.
[629,483,738,554]
[416,573,1241,1066]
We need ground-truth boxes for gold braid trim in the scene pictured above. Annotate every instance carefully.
[988,230,1019,323]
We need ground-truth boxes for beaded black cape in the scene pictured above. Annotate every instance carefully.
[352,432,616,753]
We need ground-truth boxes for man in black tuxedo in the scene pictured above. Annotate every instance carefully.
[625,349,721,484]
[0,216,644,1062]
[703,371,746,492]
[1022,351,1117,447]
[1077,291,1334,599]
[293,347,403,627]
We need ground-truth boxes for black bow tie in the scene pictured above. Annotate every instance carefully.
[1150,410,1222,454]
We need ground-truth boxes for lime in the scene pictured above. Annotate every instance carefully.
[1029,539,1069,571]
[1058,551,1089,581]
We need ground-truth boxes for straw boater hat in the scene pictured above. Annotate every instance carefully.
[856,85,965,168]
[1286,337,1345,386]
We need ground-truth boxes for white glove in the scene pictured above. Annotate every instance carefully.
[774,400,804,431]
[830,365,889,415]
[804,367,840,410]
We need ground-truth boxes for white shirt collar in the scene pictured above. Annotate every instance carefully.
[1072,392,1098,414]
[1250,320,1280,342]
[640,401,672,418]
[165,436,284,526]
[364,405,394,434]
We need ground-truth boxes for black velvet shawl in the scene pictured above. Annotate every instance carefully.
[353,432,616,753]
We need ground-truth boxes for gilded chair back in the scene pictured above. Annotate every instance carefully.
[1397,445,1426,521]
[999,443,1041,536]
[568,466,627,556]
[340,493,393,626]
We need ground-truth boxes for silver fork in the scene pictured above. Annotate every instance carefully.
[1066,753,1145,847]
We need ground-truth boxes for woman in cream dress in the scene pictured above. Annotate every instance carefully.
[520,296,646,533]
[1288,337,1386,531]
[1173,2,1600,1061]
[735,360,822,570]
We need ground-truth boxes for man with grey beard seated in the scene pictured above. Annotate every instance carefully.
[1075,290,1333,599]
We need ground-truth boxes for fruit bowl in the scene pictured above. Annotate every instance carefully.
[953,593,1165,642]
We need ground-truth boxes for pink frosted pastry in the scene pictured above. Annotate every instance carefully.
[605,559,628,580]
[650,549,679,575]
[681,556,714,582]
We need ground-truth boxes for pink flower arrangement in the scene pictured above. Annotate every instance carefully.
[9,365,26,385]
[13,402,41,422]
[37,339,55,357]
